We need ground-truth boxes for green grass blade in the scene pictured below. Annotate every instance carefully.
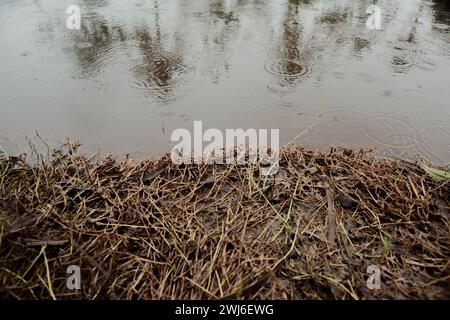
[417,158,450,181]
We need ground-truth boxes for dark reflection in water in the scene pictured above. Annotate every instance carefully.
[265,2,311,93]
[72,16,128,78]
[131,2,187,103]
[0,0,449,163]
[431,0,450,24]
[132,27,187,103]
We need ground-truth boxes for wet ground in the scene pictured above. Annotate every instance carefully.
[0,0,449,162]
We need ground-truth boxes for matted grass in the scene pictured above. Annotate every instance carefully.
[0,142,449,299]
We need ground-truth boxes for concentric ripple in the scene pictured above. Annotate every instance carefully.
[391,55,413,67]
[358,115,426,153]
[264,59,311,79]
[376,134,440,162]
[72,42,136,79]
[414,59,437,71]
[129,53,195,103]
[420,124,450,164]
[433,23,450,33]
[389,55,414,74]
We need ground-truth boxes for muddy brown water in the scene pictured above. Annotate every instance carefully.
[0,0,449,163]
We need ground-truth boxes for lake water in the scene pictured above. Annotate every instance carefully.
[1,0,449,163]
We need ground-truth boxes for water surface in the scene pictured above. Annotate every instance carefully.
[1,0,449,162]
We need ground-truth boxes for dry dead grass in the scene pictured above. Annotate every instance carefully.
[0,142,449,299]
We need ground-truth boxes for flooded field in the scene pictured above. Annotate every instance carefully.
[1,0,449,162]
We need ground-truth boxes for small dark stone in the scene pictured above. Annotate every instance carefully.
[65,200,75,211]
[67,165,77,176]
[289,251,299,259]
[357,285,368,297]
[343,148,353,156]
[338,193,358,209]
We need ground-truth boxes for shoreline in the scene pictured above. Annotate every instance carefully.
[0,144,449,299]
